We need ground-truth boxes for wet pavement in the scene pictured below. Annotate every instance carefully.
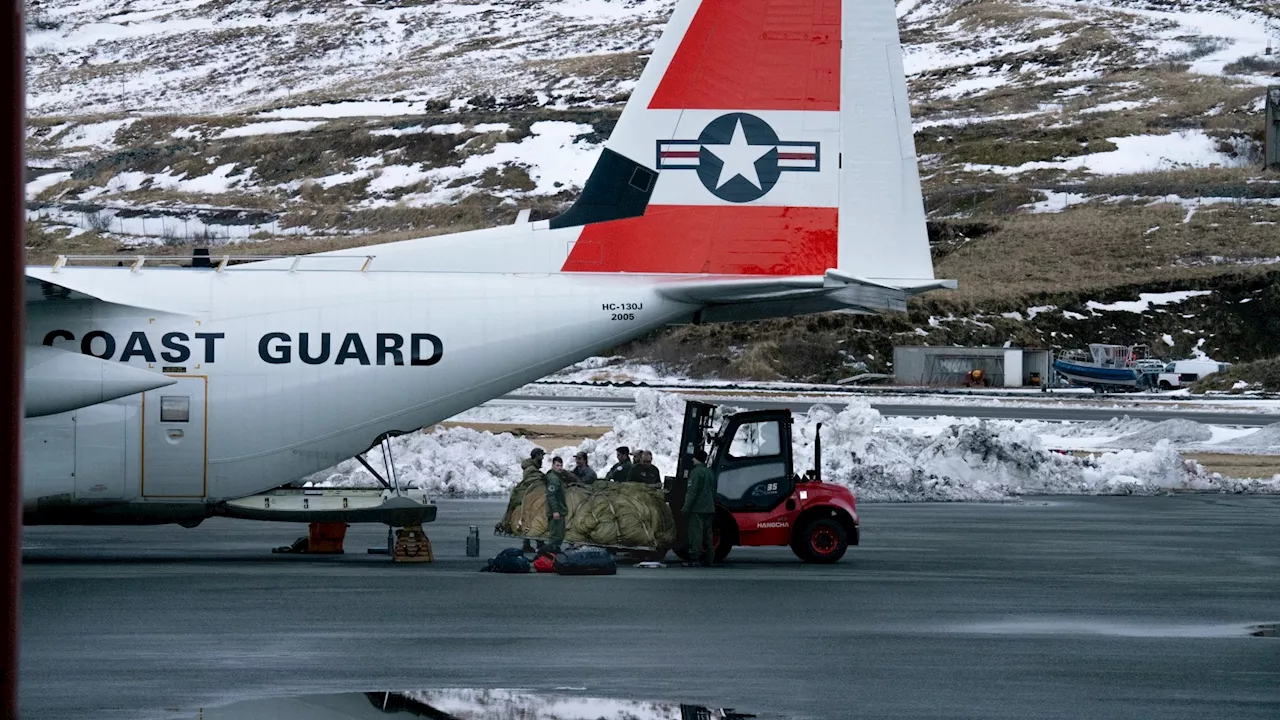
[19,495,1280,719]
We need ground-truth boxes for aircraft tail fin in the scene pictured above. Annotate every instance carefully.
[554,0,937,286]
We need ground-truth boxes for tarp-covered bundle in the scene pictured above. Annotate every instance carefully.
[498,478,677,552]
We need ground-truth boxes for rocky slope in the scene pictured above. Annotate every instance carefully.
[21,0,1280,378]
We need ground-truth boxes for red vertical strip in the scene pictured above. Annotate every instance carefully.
[649,0,841,111]
[1,0,23,716]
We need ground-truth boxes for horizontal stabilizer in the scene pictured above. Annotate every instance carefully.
[655,271,949,322]
[25,345,177,418]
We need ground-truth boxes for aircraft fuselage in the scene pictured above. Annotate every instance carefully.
[23,267,693,523]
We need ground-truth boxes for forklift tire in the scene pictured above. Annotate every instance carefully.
[714,527,732,563]
[794,518,847,563]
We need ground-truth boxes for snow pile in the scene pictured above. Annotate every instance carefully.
[572,389,692,473]
[402,689,681,720]
[1108,419,1214,450]
[312,391,1280,499]
[790,403,1208,501]
[311,426,541,496]
[1046,417,1152,438]
[1221,423,1280,451]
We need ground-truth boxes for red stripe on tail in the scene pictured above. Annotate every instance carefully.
[562,205,837,275]
[649,0,841,112]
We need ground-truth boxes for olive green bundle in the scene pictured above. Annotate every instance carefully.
[498,479,677,552]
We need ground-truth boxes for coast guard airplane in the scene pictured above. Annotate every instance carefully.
[22,0,951,527]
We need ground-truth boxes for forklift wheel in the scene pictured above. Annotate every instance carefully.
[794,518,847,563]
[713,524,732,562]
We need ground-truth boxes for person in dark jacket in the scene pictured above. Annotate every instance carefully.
[519,448,546,552]
[571,451,598,484]
[682,448,717,566]
[544,456,569,552]
[626,450,662,486]
[521,448,545,483]
[604,446,632,482]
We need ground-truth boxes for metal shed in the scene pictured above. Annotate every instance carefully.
[892,346,1052,388]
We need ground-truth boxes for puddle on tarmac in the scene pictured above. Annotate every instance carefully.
[196,689,765,719]
[947,619,1271,638]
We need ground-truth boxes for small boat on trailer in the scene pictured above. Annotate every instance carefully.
[1053,344,1162,392]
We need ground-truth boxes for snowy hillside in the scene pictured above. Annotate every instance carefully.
[20,0,1280,372]
[25,0,671,116]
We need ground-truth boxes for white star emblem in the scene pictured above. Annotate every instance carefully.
[705,119,773,190]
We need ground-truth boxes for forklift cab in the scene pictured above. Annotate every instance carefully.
[709,411,794,511]
[667,401,794,513]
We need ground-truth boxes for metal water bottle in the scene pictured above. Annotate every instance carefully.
[466,525,480,557]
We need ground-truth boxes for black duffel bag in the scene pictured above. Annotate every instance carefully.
[481,547,532,573]
[553,546,617,576]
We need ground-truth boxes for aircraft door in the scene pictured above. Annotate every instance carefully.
[142,376,207,498]
[713,411,794,512]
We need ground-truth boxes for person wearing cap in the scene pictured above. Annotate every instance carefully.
[681,447,717,566]
[521,447,546,484]
[604,446,632,483]
[626,450,662,486]
[571,451,598,484]
[543,456,571,552]
[519,448,546,552]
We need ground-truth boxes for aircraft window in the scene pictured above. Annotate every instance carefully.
[728,420,781,459]
[159,396,190,423]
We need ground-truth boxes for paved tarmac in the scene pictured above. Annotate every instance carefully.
[499,394,1278,426]
[19,496,1280,720]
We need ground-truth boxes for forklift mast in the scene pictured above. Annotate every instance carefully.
[669,401,719,508]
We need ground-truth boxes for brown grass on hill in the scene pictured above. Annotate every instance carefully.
[935,202,1280,301]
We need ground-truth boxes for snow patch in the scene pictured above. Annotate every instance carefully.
[26,171,72,200]
[216,120,325,138]
[966,131,1244,176]
[259,101,433,119]
[1086,290,1212,313]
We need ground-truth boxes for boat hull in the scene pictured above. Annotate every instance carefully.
[1053,360,1148,389]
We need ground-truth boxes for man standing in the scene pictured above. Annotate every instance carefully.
[571,451,598,484]
[682,448,717,566]
[519,448,546,552]
[522,447,546,483]
[626,450,662,486]
[544,456,569,553]
[604,446,632,483]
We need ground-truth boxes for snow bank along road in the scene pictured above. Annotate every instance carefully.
[19,496,1280,720]
[497,393,1279,426]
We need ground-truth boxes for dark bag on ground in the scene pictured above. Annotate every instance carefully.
[553,546,617,576]
[482,547,531,573]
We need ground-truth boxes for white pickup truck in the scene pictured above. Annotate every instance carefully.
[1157,360,1231,390]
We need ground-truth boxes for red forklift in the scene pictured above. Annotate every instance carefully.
[666,401,859,563]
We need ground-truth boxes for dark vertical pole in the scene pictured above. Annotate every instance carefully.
[813,423,822,483]
[2,0,25,716]
[1266,87,1280,171]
